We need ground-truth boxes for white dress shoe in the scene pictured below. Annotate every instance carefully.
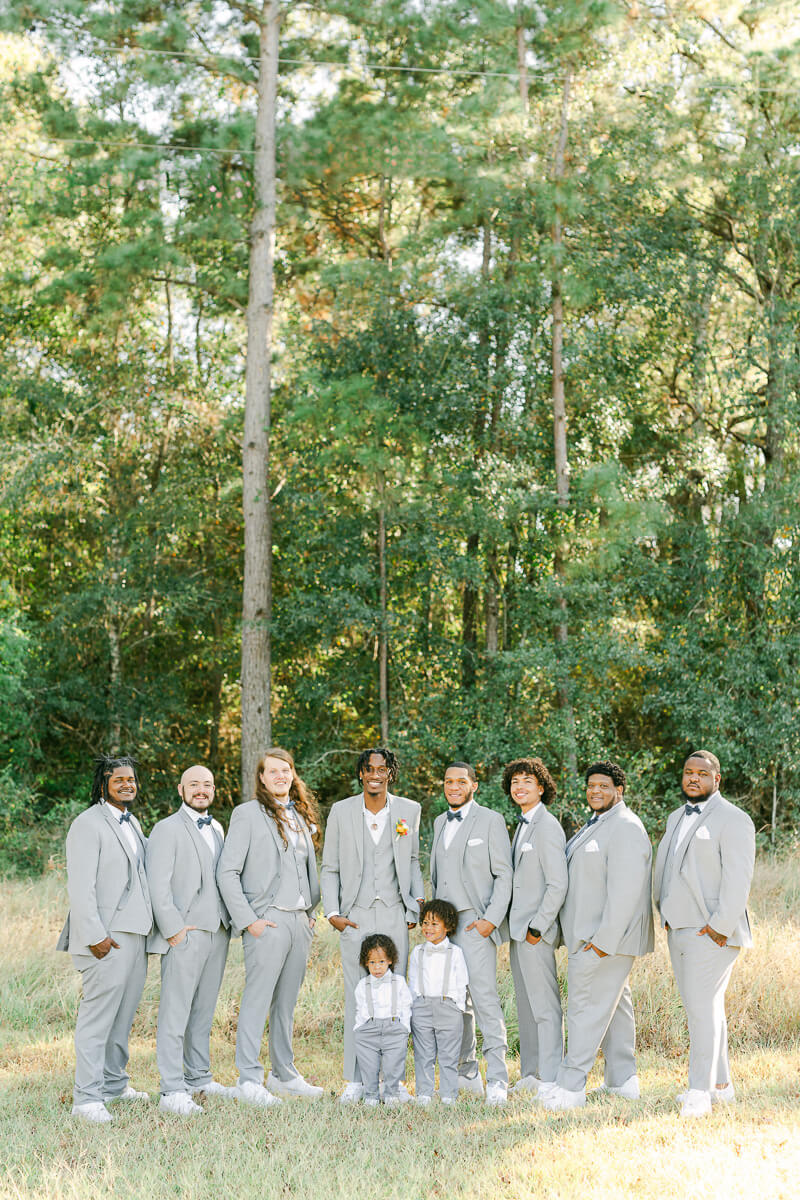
[595,1075,640,1100]
[71,1102,113,1124]
[159,1091,203,1116]
[339,1081,364,1104]
[540,1085,586,1110]
[680,1089,712,1118]
[267,1072,323,1099]
[485,1082,508,1107]
[457,1072,485,1097]
[191,1080,235,1097]
[235,1080,282,1107]
[511,1075,542,1093]
[108,1086,149,1102]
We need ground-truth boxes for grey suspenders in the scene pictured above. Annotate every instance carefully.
[365,972,400,1020]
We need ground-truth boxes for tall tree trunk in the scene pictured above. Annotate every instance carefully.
[107,527,122,753]
[377,470,389,742]
[551,69,577,779]
[241,0,280,794]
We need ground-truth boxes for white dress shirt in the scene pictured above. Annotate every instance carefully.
[362,797,391,845]
[674,791,718,853]
[353,970,412,1031]
[181,803,223,857]
[104,802,139,857]
[442,799,474,850]
[408,937,468,1011]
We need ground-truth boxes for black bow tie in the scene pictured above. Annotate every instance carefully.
[586,814,600,827]
[284,799,296,811]
[684,804,702,816]
[446,809,463,822]
[197,815,213,828]
[516,813,530,825]
[119,811,132,824]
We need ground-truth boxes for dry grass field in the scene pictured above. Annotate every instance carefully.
[1,857,799,1199]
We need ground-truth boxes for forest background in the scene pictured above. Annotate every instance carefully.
[1,0,799,872]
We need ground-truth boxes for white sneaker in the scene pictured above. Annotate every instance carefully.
[191,1080,235,1097]
[384,1096,401,1108]
[441,1096,455,1106]
[536,1081,558,1100]
[680,1089,712,1118]
[511,1074,542,1093]
[339,1082,364,1104]
[396,1082,413,1103]
[595,1075,640,1100]
[108,1086,149,1102]
[363,1097,379,1107]
[457,1072,485,1097]
[485,1082,508,1107]
[71,1102,113,1124]
[540,1085,586,1110]
[234,1080,282,1108]
[712,1083,736,1104]
[159,1091,202,1116]
[267,1072,323,1100]
[413,1094,432,1106]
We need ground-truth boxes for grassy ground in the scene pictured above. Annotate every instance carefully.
[1,859,799,1199]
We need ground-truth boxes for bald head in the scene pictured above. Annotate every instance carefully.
[178,765,215,813]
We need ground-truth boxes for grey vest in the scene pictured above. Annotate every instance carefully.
[270,833,312,911]
[354,818,402,909]
[189,829,227,931]
[433,825,472,912]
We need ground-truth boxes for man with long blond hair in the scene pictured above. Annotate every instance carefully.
[216,747,323,1106]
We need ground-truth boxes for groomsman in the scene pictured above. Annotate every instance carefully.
[430,762,513,1105]
[653,750,755,1118]
[146,764,231,1115]
[217,748,324,1106]
[57,755,153,1123]
[321,748,424,1103]
[505,757,568,1098]
[541,760,653,1111]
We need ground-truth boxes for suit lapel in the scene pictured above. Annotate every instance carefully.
[457,803,479,862]
[514,803,541,865]
[180,808,210,881]
[430,815,445,885]
[103,804,139,870]
[350,795,365,875]
[675,792,721,872]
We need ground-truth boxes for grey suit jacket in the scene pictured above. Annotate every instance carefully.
[146,808,231,954]
[216,799,320,937]
[653,791,755,948]
[508,803,568,945]
[56,803,152,959]
[320,792,424,922]
[430,801,513,946]
[559,801,654,957]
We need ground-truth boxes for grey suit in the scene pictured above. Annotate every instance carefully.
[321,792,424,1081]
[653,791,755,1091]
[430,801,513,1086]
[556,801,653,1092]
[508,804,568,1083]
[56,803,153,1105]
[216,800,319,1085]
[146,808,231,1095]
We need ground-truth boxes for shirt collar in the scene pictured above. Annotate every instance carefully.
[449,799,473,821]
[182,802,213,823]
[424,936,451,951]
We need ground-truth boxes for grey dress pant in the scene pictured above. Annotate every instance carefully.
[353,1019,409,1101]
[411,997,462,1101]
[72,931,148,1106]
[236,908,313,1085]
[452,908,508,1087]
[557,947,636,1092]
[667,927,739,1091]
[156,925,230,1094]
[509,937,563,1083]
[338,900,409,1082]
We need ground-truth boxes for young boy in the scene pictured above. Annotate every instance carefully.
[353,934,412,1106]
[408,900,469,1105]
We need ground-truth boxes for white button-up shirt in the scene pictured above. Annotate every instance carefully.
[408,937,468,1011]
[443,799,473,850]
[353,970,412,1031]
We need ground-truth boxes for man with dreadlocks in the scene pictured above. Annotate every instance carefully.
[56,754,153,1123]
[216,747,324,1106]
[321,747,424,1104]
[653,750,755,1119]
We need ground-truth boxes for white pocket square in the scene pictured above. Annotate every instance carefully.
[467,838,483,847]
[520,843,533,853]
[695,826,711,840]
[584,840,600,853]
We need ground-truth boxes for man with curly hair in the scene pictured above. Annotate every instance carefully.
[505,757,568,1099]
[541,760,653,1111]
[321,748,424,1103]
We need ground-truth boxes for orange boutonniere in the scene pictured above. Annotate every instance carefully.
[395,819,410,838]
